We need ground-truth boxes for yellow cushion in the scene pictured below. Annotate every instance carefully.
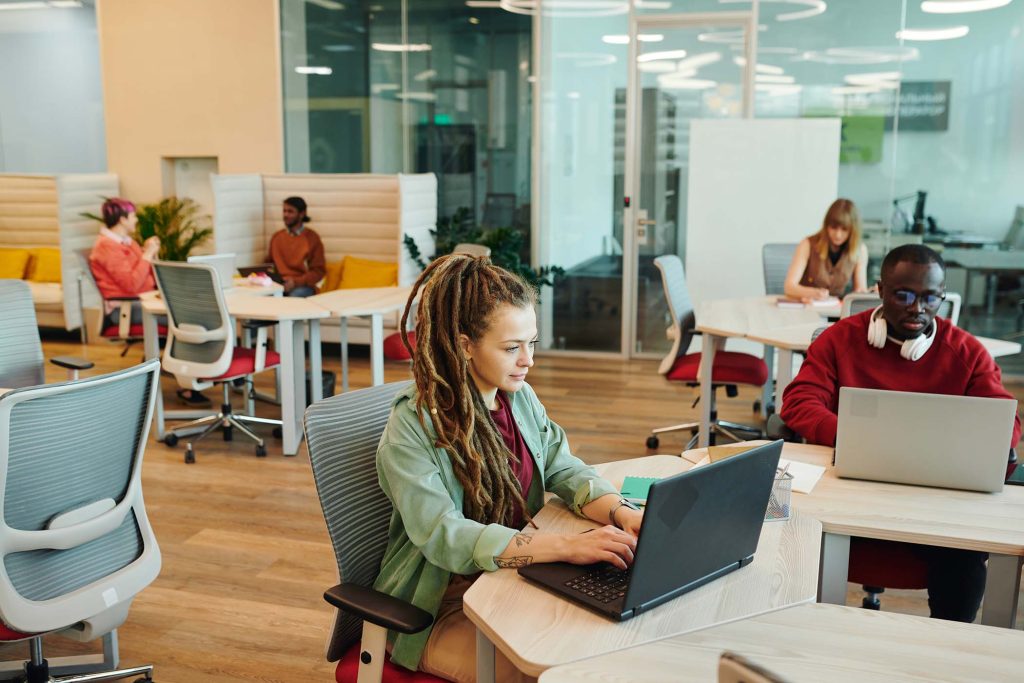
[27,248,62,283]
[340,256,398,289]
[322,259,344,292]
[0,248,32,279]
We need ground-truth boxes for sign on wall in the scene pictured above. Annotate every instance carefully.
[888,81,951,132]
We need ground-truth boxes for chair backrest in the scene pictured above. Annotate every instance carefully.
[152,261,234,380]
[0,280,45,389]
[841,291,961,325]
[0,360,162,634]
[653,255,696,375]
[762,243,798,296]
[453,243,491,258]
[304,380,413,661]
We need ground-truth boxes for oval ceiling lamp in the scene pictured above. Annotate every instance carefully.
[896,26,970,40]
[921,0,1012,13]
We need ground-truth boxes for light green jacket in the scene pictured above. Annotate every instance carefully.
[373,382,618,670]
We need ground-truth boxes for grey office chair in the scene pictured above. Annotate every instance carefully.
[647,256,767,451]
[0,360,161,683]
[762,243,799,296]
[304,381,437,683]
[153,261,281,463]
[841,292,961,325]
[0,279,93,388]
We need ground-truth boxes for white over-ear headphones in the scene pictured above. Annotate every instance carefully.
[867,305,935,361]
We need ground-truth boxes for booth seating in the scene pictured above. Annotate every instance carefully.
[211,172,437,345]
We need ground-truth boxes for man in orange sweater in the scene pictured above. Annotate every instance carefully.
[781,244,1020,623]
[266,196,326,297]
[89,198,209,406]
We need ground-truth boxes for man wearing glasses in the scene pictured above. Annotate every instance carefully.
[781,243,1020,623]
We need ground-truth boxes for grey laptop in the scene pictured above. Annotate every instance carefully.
[835,387,1016,493]
[187,253,236,288]
[518,440,783,621]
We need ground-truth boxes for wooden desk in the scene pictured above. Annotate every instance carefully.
[539,603,1024,682]
[463,455,822,681]
[140,288,328,456]
[686,441,1024,629]
[307,286,412,391]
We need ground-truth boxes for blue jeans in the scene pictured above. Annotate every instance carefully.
[287,286,315,298]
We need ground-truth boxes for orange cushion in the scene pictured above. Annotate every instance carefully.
[0,248,31,279]
[27,247,61,283]
[322,260,344,291]
[340,256,397,289]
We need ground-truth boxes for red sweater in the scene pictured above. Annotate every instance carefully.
[265,227,326,289]
[89,235,155,299]
[780,310,1021,449]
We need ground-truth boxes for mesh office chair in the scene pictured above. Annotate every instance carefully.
[153,261,281,464]
[0,280,93,387]
[76,249,166,355]
[0,360,161,683]
[646,256,768,451]
[304,381,441,683]
[762,243,799,296]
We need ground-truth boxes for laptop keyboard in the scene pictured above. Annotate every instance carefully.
[565,566,631,604]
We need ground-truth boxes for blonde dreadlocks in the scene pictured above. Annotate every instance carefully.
[400,253,537,527]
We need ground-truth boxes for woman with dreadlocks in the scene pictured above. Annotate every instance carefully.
[373,254,643,682]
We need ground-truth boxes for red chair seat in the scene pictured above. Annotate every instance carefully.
[0,623,32,642]
[101,324,167,339]
[383,331,417,361]
[336,643,444,683]
[666,351,769,387]
[202,347,282,382]
[848,538,929,590]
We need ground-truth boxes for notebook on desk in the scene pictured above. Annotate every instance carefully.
[834,387,1016,493]
[518,440,782,621]
[237,263,284,284]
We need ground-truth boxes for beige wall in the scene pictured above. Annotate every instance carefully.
[97,0,283,203]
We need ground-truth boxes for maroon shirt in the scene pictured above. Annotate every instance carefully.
[491,392,535,528]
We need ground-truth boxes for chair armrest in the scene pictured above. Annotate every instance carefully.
[1006,448,1018,483]
[50,356,95,372]
[324,583,433,635]
[106,296,141,302]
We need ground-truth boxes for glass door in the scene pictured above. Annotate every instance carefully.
[624,13,754,357]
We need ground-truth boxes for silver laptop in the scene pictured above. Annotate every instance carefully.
[835,387,1016,493]
[187,253,236,289]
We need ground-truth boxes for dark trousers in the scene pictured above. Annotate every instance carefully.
[922,546,988,622]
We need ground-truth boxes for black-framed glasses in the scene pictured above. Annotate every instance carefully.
[892,289,945,308]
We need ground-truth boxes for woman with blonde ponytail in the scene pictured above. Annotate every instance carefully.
[373,254,643,682]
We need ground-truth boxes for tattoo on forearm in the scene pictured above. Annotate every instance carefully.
[512,533,533,548]
[495,556,533,568]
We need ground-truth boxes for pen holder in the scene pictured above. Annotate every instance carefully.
[765,471,793,522]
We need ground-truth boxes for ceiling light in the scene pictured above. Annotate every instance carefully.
[414,69,437,81]
[567,91,581,99]
[921,0,1012,13]
[674,52,722,71]
[466,0,502,6]
[307,0,346,9]
[733,56,786,74]
[755,74,796,83]
[469,16,480,23]
[556,52,618,67]
[896,26,970,40]
[0,2,48,9]
[498,0,629,16]
[801,46,920,64]
[602,35,630,44]
[639,34,664,42]
[657,76,718,90]
[295,66,333,75]
[396,91,438,102]
[635,0,671,7]
[323,44,356,52]
[372,43,433,52]
[371,83,400,94]
[638,62,678,73]
[718,0,827,22]
[637,49,688,63]
[48,0,83,7]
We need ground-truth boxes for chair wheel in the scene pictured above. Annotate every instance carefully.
[255,445,267,457]
[861,596,881,610]
[163,433,178,447]
[223,426,233,442]
[646,435,660,449]
[272,427,282,439]
[184,446,196,464]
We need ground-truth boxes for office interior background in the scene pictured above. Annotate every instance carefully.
[1,0,1023,364]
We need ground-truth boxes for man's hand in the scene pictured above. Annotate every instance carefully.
[283,276,297,292]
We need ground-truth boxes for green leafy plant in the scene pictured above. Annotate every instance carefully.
[404,207,564,290]
[81,196,213,261]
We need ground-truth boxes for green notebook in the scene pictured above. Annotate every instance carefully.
[620,476,659,505]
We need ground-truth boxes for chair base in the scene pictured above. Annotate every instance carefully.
[19,638,152,683]
[647,419,762,451]
[167,383,281,463]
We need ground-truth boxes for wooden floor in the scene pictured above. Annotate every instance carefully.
[3,337,1023,682]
